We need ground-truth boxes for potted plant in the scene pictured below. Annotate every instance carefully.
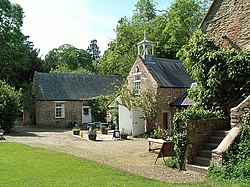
[88,127,97,140]
[121,128,128,140]
[100,125,108,134]
[72,124,81,135]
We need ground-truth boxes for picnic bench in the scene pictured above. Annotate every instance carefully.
[148,138,174,164]
[0,129,5,140]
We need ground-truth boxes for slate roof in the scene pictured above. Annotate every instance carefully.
[171,92,195,106]
[144,57,193,88]
[34,72,123,101]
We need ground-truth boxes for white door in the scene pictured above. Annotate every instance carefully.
[82,106,92,124]
[118,105,131,134]
[131,107,145,136]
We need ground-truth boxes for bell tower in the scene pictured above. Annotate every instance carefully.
[137,31,154,63]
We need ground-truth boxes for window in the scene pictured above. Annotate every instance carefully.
[83,108,89,115]
[134,72,141,95]
[55,102,65,118]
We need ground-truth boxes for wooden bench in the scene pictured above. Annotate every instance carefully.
[148,138,174,164]
[0,129,4,140]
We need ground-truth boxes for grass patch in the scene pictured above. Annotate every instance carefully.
[0,142,247,187]
[0,143,170,187]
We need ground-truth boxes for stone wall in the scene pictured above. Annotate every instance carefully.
[36,100,83,127]
[201,0,250,50]
[231,95,250,128]
[127,56,158,93]
[126,56,187,130]
[186,117,230,163]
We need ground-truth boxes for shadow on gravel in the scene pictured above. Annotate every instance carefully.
[7,126,70,137]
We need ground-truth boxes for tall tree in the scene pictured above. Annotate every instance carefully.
[164,0,211,57]
[0,0,44,88]
[87,39,101,61]
[44,44,94,73]
[132,0,156,23]
[98,0,157,77]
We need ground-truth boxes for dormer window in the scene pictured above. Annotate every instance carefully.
[134,72,141,95]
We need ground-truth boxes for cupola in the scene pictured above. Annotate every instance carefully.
[137,31,154,63]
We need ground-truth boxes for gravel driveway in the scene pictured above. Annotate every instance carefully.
[4,126,207,184]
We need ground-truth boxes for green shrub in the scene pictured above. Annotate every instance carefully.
[0,81,21,132]
[164,157,178,169]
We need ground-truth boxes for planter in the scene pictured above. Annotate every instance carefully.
[101,129,108,134]
[121,134,128,140]
[73,130,80,135]
[88,134,97,140]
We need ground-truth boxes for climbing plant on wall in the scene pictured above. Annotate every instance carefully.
[178,30,250,115]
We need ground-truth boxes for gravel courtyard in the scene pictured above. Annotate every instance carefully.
[4,126,207,184]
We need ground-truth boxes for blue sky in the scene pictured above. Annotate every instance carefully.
[10,0,173,57]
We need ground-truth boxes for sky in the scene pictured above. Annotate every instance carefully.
[10,0,173,57]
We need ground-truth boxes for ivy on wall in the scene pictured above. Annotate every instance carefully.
[173,106,222,170]
[179,30,250,115]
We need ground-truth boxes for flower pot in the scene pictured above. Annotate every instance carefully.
[73,130,80,135]
[101,129,108,134]
[121,134,128,140]
[88,134,97,140]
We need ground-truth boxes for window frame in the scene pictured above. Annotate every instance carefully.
[133,72,141,95]
[54,101,66,118]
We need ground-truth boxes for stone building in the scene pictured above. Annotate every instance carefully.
[25,72,122,127]
[200,0,250,50]
[118,35,193,136]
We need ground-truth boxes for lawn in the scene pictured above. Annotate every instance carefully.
[0,142,246,187]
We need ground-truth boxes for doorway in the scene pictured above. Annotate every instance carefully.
[82,106,91,124]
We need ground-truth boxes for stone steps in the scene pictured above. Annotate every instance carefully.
[187,129,229,173]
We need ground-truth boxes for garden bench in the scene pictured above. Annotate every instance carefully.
[148,138,174,164]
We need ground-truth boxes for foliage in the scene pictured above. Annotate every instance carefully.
[138,89,159,130]
[86,95,112,122]
[150,126,171,140]
[164,0,211,57]
[173,106,222,170]
[164,157,178,169]
[99,0,209,77]
[88,128,97,135]
[0,0,44,88]
[44,44,94,73]
[115,84,138,110]
[132,0,156,23]
[115,85,159,131]
[179,30,250,114]
[208,115,250,184]
[0,80,21,132]
[100,125,108,133]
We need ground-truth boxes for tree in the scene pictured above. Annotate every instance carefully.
[179,30,250,114]
[98,0,210,77]
[44,44,94,73]
[98,0,157,77]
[0,80,21,132]
[164,0,211,57]
[116,85,159,131]
[87,39,101,62]
[0,0,44,88]
[132,0,156,23]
